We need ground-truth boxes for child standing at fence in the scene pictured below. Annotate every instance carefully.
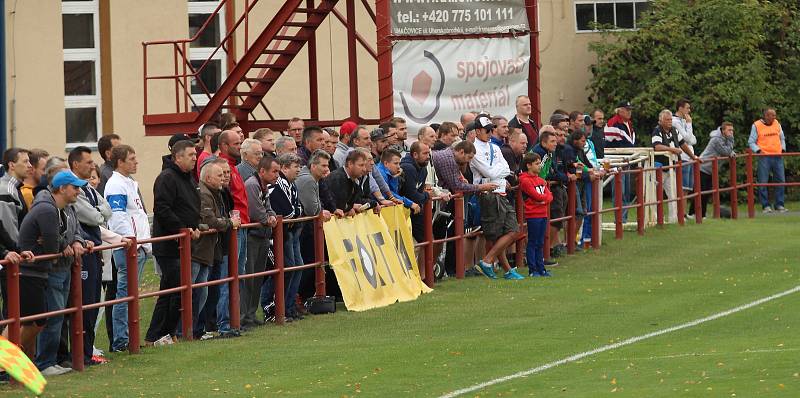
[519,153,554,277]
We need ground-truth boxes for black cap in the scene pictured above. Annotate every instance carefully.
[466,114,495,132]
[168,133,193,150]
[370,127,388,142]
[617,100,634,109]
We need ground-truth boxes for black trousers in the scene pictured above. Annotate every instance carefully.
[145,256,182,342]
[81,253,102,362]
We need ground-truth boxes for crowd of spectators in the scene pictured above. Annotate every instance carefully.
[0,97,789,379]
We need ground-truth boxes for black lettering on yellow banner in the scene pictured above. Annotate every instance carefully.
[342,238,363,291]
[370,232,396,283]
[394,229,414,276]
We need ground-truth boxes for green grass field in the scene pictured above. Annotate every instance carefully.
[4,214,799,397]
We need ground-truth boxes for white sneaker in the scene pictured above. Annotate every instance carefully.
[776,206,788,213]
[92,346,104,357]
[153,335,174,347]
[763,206,773,213]
[199,332,215,341]
[41,365,72,376]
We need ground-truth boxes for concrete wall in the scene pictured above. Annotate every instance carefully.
[107,0,186,207]
[538,0,602,117]
[4,1,66,154]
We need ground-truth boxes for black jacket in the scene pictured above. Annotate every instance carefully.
[323,168,369,212]
[152,159,201,257]
[591,125,605,159]
[500,144,521,186]
[399,154,430,207]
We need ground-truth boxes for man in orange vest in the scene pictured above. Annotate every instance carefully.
[748,108,787,213]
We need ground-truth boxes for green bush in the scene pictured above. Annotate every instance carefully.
[588,0,799,189]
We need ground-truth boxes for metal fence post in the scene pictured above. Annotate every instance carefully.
[6,262,21,345]
[746,151,755,218]
[591,178,600,249]
[423,199,434,288]
[566,180,577,253]
[314,215,326,297]
[694,160,703,224]
[453,195,465,279]
[70,256,85,371]
[179,229,193,341]
[126,237,140,354]
[227,227,241,330]
[729,157,739,219]
[712,158,721,219]
[676,162,685,226]
[514,188,524,267]
[656,168,664,226]
[614,173,623,239]
[273,217,285,325]
[636,168,645,235]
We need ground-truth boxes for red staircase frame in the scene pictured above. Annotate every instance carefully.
[143,0,380,136]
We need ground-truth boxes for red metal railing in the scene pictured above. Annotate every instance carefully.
[0,151,796,375]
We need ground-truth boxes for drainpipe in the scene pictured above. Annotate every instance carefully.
[0,0,7,153]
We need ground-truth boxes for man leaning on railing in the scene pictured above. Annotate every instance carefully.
[21,171,89,376]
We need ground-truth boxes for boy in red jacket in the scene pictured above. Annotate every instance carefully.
[519,153,554,277]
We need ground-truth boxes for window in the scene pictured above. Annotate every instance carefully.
[574,1,650,32]
[188,1,227,106]
[63,0,101,146]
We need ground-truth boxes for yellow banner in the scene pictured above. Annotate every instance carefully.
[323,206,431,311]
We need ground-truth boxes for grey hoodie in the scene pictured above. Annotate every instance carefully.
[18,190,85,278]
[699,127,735,175]
[295,166,321,216]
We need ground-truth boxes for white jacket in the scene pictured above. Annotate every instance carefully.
[470,138,510,194]
[104,171,152,253]
[672,115,696,161]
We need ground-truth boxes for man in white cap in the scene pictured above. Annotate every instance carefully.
[468,114,525,280]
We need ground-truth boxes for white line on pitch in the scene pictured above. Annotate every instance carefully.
[589,347,800,362]
[439,285,800,398]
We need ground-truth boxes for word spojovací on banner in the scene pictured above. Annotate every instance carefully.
[392,36,531,132]
[323,206,431,312]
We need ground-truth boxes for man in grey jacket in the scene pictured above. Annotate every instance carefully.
[694,122,736,218]
[242,156,279,327]
[295,150,334,301]
[19,171,88,375]
[0,148,32,243]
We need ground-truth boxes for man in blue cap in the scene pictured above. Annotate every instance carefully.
[18,170,89,375]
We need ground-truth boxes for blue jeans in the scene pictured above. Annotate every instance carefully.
[237,228,248,287]
[681,162,694,191]
[581,180,593,244]
[35,269,70,370]
[176,262,210,337]
[757,156,785,208]
[284,227,304,314]
[111,248,147,351]
[525,218,547,275]
[209,256,233,332]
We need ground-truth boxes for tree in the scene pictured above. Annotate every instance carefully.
[588,0,799,161]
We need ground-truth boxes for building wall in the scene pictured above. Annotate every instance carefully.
[4,1,66,155]
[4,0,600,208]
[538,0,602,118]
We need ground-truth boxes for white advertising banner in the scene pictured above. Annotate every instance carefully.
[392,36,530,132]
